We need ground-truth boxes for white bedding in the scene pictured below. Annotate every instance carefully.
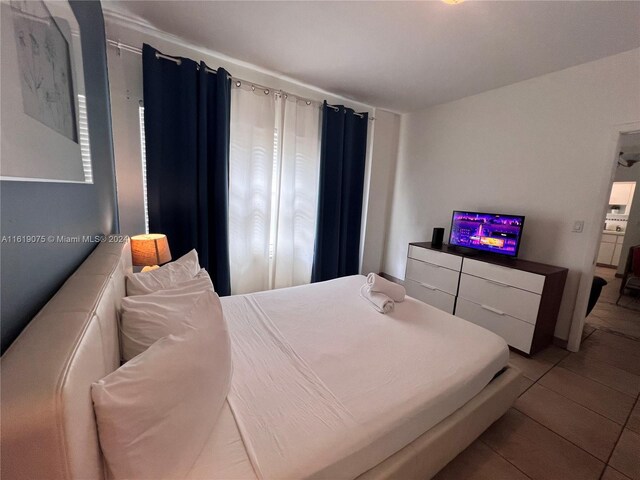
[187,402,257,479]
[191,275,509,479]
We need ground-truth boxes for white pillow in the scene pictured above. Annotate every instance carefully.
[126,249,201,296]
[92,290,231,480]
[120,272,214,361]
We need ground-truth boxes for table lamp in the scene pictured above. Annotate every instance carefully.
[130,234,172,272]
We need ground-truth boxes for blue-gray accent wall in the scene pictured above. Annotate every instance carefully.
[0,0,118,354]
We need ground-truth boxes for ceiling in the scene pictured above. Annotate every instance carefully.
[103,1,640,113]
[620,132,640,153]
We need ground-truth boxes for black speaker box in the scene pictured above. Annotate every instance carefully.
[431,227,445,248]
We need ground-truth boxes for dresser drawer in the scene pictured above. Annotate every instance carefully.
[408,245,462,271]
[405,280,456,314]
[462,258,545,294]
[458,273,541,325]
[455,298,534,353]
[406,258,460,296]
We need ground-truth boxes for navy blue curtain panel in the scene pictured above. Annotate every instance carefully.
[142,44,231,295]
[312,101,368,282]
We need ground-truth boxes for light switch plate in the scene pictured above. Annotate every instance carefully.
[572,220,584,233]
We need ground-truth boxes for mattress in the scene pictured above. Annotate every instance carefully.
[189,275,509,479]
[187,401,257,479]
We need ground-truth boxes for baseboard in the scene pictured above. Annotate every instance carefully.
[552,336,568,349]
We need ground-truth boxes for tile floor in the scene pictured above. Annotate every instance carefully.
[588,266,640,341]
[434,329,640,479]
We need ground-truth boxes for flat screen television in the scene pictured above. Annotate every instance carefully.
[449,211,525,257]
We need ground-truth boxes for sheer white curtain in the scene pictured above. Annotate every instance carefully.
[229,86,277,294]
[229,86,321,294]
[272,98,321,288]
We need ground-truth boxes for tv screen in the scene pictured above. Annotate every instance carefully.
[449,211,525,257]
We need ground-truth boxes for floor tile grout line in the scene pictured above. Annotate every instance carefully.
[520,378,628,429]
[478,437,534,479]
[523,333,639,473]
[594,305,640,315]
[533,368,637,425]
[440,267,638,479]
[513,359,610,467]
[582,327,597,342]
[511,276,638,479]
[557,359,640,398]
[597,461,609,480]
[513,404,611,466]
[587,324,640,343]
[596,299,640,314]
[453,282,638,479]
[604,395,640,467]
[586,305,640,342]
[515,350,567,383]
[601,466,634,480]
[569,347,640,379]
[479,343,634,478]
[519,379,535,397]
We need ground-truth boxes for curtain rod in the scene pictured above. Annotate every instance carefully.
[106,39,374,120]
[154,51,218,75]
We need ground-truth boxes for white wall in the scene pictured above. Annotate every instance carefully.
[361,110,401,274]
[104,12,400,270]
[106,45,146,236]
[384,48,640,343]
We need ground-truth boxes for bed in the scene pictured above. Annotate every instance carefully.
[1,239,521,480]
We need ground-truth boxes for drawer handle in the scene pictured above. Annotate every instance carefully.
[418,282,438,291]
[481,304,506,316]
[410,258,441,268]
[486,279,510,288]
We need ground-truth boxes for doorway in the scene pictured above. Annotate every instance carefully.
[587,131,640,340]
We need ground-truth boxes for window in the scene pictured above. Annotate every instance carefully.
[139,104,149,234]
[78,94,93,183]
[229,89,321,293]
[269,125,280,260]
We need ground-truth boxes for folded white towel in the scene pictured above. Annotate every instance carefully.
[360,284,394,314]
[366,273,406,302]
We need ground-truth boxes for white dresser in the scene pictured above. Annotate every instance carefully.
[405,242,567,355]
[404,245,461,314]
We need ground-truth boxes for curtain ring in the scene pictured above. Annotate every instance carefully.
[251,85,255,91]
[306,101,311,106]
[235,81,241,87]
[264,89,269,95]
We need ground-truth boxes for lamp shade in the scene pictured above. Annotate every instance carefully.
[130,234,172,267]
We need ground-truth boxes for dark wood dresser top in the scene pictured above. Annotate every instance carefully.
[409,242,568,276]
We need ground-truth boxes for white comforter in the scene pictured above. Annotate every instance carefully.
[221,275,508,479]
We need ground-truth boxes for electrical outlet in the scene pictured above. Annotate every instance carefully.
[572,220,584,233]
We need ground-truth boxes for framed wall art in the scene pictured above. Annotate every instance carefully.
[1,0,92,183]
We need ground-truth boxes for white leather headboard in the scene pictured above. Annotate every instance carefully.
[1,240,132,480]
